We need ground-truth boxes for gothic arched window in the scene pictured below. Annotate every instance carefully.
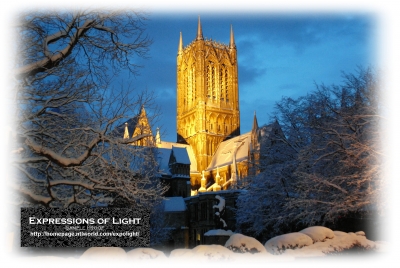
[225,68,229,102]
[207,62,212,98]
[187,66,195,108]
[220,64,228,101]
[207,61,216,100]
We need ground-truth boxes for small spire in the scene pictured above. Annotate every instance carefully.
[199,170,206,192]
[140,105,146,116]
[155,127,161,144]
[178,32,183,55]
[123,122,130,139]
[214,167,221,191]
[196,16,203,41]
[252,111,258,131]
[229,24,236,49]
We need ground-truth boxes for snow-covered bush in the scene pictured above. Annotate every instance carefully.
[355,231,366,236]
[299,226,334,242]
[264,232,313,254]
[279,230,380,258]
[225,233,267,254]
[325,241,377,256]
[322,231,377,254]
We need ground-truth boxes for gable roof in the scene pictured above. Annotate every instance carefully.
[206,132,251,171]
[171,146,191,165]
[156,141,198,173]
[156,148,173,176]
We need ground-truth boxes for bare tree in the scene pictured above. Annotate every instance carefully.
[236,121,298,240]
[10,10,168,208]
[236,68,383,240]
[288,68,383,227]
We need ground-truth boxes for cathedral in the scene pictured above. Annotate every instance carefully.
[120,17,282,197]
[118,17,286,249]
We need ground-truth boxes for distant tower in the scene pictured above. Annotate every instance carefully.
[176,17,240,172]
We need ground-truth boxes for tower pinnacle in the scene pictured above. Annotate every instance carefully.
[178,32,183,55]
[252,111,258,131]
[229,24,236,49]
[196,16,203,41]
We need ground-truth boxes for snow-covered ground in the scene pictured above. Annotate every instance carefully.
[10,226,389,267]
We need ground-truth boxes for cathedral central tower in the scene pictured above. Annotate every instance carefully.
[176,17,240,172]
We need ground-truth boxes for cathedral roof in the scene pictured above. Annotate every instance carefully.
[206,132,252,171]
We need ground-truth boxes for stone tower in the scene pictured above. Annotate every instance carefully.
[176,17,240,172]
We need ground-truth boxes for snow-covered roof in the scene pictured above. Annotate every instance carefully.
[156,148,172,176]
[171,146,191,165]
[156,146,191,176]
[204,229,235,236]
[206,132,251,170]
[189,189,244,197]
[164,197,187,212]
[157,141,198,173]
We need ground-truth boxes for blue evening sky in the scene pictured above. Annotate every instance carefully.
[130,12,377,142]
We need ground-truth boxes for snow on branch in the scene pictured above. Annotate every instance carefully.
[213,195,225,212]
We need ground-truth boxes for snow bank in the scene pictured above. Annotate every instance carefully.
[169,248,196,259]
[299,226,335,242]
[18,228,385,264]
[80,247,127,260]
[170,245,234,262]
[80,247,167,262]
[126,247,167,260]
[225,233,267,253]
[265,232,314,254]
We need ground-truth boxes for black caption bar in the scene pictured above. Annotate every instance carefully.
[21,207,150,247]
